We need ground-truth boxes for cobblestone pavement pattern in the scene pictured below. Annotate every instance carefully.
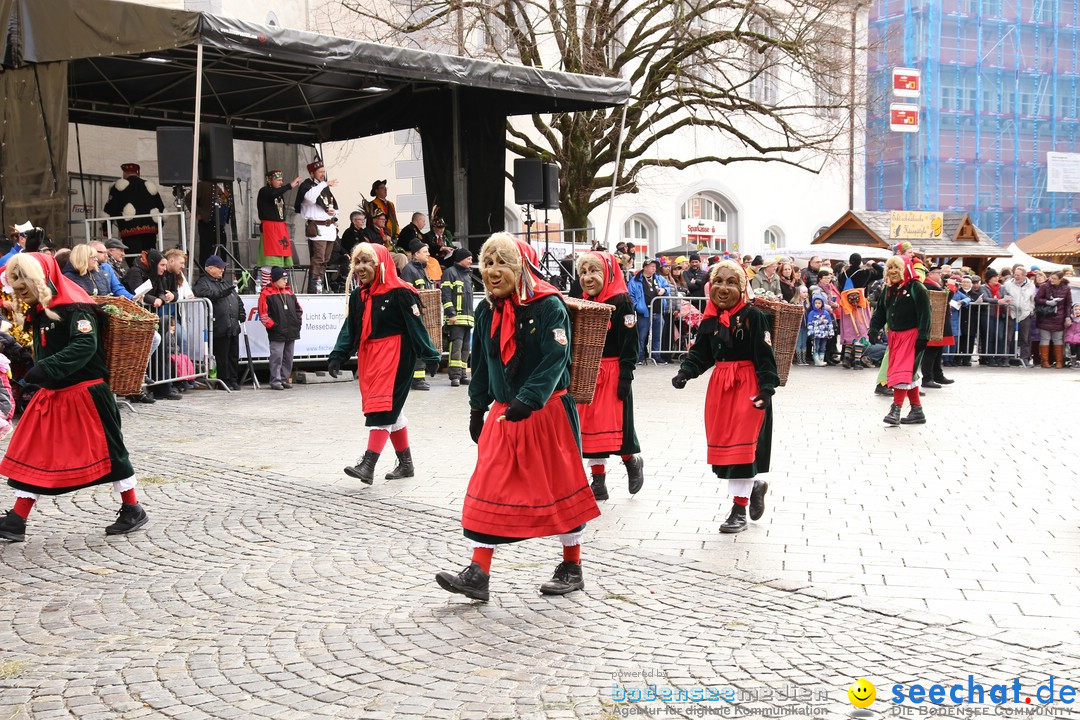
[1,363,1078,719]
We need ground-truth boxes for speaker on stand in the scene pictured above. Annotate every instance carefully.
[537,163,560,285]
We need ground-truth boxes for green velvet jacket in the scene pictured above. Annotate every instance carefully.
[678,306,779,396]
[868,280,931,341]
[31,305,109,389]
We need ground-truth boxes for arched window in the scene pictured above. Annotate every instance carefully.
[763,226,784,250]
[680,191,737,253]
[622,214,656,254]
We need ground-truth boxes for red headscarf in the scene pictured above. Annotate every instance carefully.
[6,252,95,311]
[888,255,917,287]
[357,242,415,344]
[702,261,750,328]
[585,251,630,304]
[489,239,562,364]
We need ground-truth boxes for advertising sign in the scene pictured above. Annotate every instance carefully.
[889,103,919,133]
[892,68,921,98]
[889,211,944,239]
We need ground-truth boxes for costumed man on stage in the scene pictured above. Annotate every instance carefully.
[364,180,400,243]
[441,247,474,387]
[400,239,434,391]
[424,214,457,269]
[869,255,932,426]
[327,243,440,484]
[435,233,600,602]
[0,254,148,542]
[256,170,302,288]
[573,251,644,501]
[838,281,872,370]
[294,160,339,293]
[102,163,166,257]
[671,260,777,534]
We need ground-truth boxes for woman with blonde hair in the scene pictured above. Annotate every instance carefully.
[62,244,110,296]
[868,255,931,425]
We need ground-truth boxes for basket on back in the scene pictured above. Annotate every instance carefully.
[750,297,803,387]
[564,296,613,404]
[927,289,948,343]
[93,296,159,396]
[416,288,444,353]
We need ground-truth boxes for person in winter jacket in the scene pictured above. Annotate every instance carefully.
[194,255,246,391]
[806,294,835,366]
[1066,303,1080,367]
[627,259,672,363]
[1035,271,1074,368]
[258,266,303,390]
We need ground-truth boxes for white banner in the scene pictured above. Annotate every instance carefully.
[239,294,348,360]
[1047,151,1080,192]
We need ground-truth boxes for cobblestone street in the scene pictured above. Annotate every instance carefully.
[1,363,1079,718]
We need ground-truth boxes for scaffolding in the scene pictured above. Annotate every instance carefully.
[867,0,1080,246]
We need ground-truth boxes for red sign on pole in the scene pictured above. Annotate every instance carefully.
[889,103,919,133]
[892,68,921,98]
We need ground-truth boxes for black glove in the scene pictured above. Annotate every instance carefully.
[617,376,632,401]
[327,357,342,378]
[469,409,486,444]
[425,360,440,377]
[504,399,533,422]
[915,338,928,352]
[23,365,46,386]
[671,371,689,389]
[751,394,772,411]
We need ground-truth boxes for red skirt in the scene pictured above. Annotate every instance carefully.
[1,379,113,492]
[463,391,599,540]
[578,357,623,454]
[358,335,401,416]
[261,221,292,258]
[887,327,919,387]
[705,361,763,466]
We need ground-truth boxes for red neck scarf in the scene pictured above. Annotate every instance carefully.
[587,251,630,304]
[357,243,415,344]
[702,264,751,327]
[490,240,561,364]
[17,253,94,313]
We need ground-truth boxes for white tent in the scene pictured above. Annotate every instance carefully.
[990,243,1072,272]
[784,244,892,262]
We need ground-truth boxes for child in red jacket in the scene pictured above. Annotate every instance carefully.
[258,266,303,390]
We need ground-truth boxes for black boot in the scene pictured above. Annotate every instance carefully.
[411,378,431,391]
[852,344,865,369]
[590,473,609,501]
[883,403,902,425]
[719,504,748,534]
[384,449,415,480]
[0,509,26,542]
[539,561,585,595]
[874,384,891,397]
[623,456,644,495]
[435,562,490,601]
[344,450,379,485]
[459,374,470,386]
[900,405,926,424]
[841,344,853,369]
[105,503,148,535]
[749,480,769,521]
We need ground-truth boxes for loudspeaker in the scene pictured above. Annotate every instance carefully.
[539,163,559,210]
[156,127,194,186]
[512,158,544,205]
[200,124,235,182]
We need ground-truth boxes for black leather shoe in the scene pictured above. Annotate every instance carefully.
[874,384,891,397]
[105,503,148,535]
[900,405,926,424]
[719,504,748,533]
[155,389,183,400]
[435,562,490,601]
[384,449,415,480]
[935,376,955,385]
[749,480,769,521]
[344,450,379,485]
[459,376,470,386]
[884,403,902,426]
[921,380,942,389]
[539,561,584,595]
[590,474,609,501]
[0,509,26,542]
[411,378,431,391]
[624,456,644,495]
[129,392,156,404]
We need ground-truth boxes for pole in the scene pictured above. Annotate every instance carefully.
[188,43,204,280]
[451,87,468,245]
[848,4,858,211]
[602,103,629,249]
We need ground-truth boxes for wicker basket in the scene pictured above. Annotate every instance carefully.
[416,288,444,352]
[751,297,804,387]
[927,289,948,343]
[564,296,614,404]
[93,296,159,396]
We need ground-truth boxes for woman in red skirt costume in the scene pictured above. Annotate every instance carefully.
[436,233,600,602]
[0,253,147,542]
[869,255,931,426]
[573,251,644,500]
[671,260,778,534]
[327,243,441,484]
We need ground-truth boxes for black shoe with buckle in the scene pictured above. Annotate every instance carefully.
[539,561,584,596]
[749,480,769,521]
[589,473,609,501]
[105,503,148,535]
[384,449,415,480]
[884,403,902,425]
[0,509,26,542]
[719,504,748,534]
[900,405,926,424]
[435,562,490,601]
[344,450,379,484]
[624,455,644,495]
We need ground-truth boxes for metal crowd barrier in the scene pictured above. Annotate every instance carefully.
[145,297,223,390]
[945,300,1020,365]
[644,295,709,364]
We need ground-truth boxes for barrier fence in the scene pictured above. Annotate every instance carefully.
[144,297,220,391]
[644,295,708,364]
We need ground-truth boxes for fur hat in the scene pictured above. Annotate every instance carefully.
[306,160,324,175]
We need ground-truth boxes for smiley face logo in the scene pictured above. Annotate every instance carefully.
[848,678,876,708]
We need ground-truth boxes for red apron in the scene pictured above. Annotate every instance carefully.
[705,361,764,466]
[463,391,600,539]
[577,357,623,454]
[261,220,292,258]
[0,379,111,489]
[887,327,918,387]
[358,335,401,416]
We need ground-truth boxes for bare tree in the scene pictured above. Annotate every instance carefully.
[338,0,864,230]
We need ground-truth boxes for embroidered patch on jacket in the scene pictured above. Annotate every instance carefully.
[623,314,636,328]
[553,328,568,346]
[412,304,421,316]
[76,319,93,334]
[763,331,772,346]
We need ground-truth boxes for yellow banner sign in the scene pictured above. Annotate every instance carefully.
[889,211,944,239]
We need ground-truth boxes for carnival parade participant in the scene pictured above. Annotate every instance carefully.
[573,251,644,501]
[102,163,166,256]
[256,170,302,288]
[435,233,600,602]
[868,255,932,426]
[295,160,339,293]
[671,260,777,534]
[327,243,440,484]
[837,283,871,370]
[0,253,147,542]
